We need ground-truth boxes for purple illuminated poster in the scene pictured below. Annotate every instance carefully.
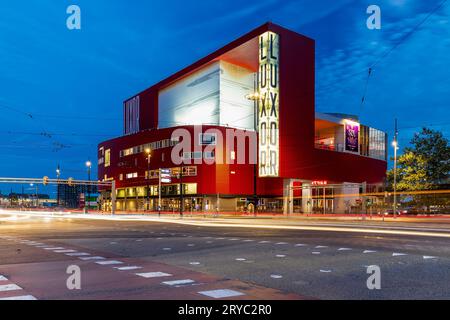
[345,123,359,152]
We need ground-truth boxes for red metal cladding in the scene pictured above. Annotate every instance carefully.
[99,22,386,198]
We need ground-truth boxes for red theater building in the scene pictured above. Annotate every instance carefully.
[97,22,387,214]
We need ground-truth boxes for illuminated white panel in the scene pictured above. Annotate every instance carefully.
[159,62,220,128]
[219,61,254,130]
[258,31,279,177]
[158,61,254,130]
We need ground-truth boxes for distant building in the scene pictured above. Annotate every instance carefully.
[57,184,98,209]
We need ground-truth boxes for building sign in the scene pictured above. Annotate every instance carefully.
[258,31,279,177]
[160,168,171,183]
[312,180,328,186]
[345,121,360,153]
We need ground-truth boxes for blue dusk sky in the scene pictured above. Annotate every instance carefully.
[0,0,449,193]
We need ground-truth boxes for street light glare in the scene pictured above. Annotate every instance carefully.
[86,161,92,167]
[145,148,151,155]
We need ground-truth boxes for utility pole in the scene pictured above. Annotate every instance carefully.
[179,164,183,218]
[56,164,61,207]
[86,160,92,213]
[145,148,151,211]
[158,168,161,217]
[392,119,399,218]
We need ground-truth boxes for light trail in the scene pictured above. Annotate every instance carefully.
[2,210,450,239]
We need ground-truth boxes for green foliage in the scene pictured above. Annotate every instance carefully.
[387,127,450,191]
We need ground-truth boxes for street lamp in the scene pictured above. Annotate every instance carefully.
[86,160,92,213]
[56,164,61,207]
[245,78,260,216]
[145,148,151,211]
[392,140,399,218]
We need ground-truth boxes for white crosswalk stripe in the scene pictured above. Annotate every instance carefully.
[198,289,244,298]
[0,284,22,292]
[114,266,143,271]
[79,256,105,261]
[136,272,172,278]
[162,279,195,286]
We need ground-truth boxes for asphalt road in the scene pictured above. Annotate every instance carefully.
[1,212,450,300]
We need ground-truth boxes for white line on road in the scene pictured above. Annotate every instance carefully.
[136,272,172,278]
[189,262,201,265]
[338,248,352,251]
[0,295,37,300]
[423,256,438,260]
[114,266,143,271]
[312,252,321,255]
[0,275,7,281]
[320,270,332,273]
[295,244,307,247]
[315,245,328,249]
[79,256,105,261]
[0,284,22,292]
[162,279,195,286]
[270,274,283,279]
[54,249,76,253]
[95,260,123,265]
[65,252,90,256]
[198,289,244,298]
[235,258,246,261]
[43,247,65,250]
[275,242,288,245]
[392,252,408,257]
[363,250,377,254]
[276,254,286,258]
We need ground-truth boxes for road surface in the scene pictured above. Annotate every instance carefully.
[1,211,450,300]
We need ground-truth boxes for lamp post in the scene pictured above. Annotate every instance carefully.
[56,164,61,207]
[145,148,151,211]
[245,77,260,216]
[392,140,399,218]
[86,160,92,213]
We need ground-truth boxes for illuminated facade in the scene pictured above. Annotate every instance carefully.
[98,22,387,214]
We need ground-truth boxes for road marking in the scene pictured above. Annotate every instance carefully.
[228,238,239,241]
[43,247,65,250]
[259,241,270,243]
[392,253,407,257]
[114,266,143,271]
[295,244,307,247]
[338,248,352,251]
[136,272,172,278]
[198,289,244,299]
[275,242,288,245]
[162,248,172,251]
[0,295,37,300]
[312,252,321,255]
[54,249,77,253]
[187,244,195,247]
[110,242,118,245]
[0,284,22,292]
[136,239,143,242]
[423,256,438,260]
[95,260,123,265]
[276,254,286,258]
[29,243,44,246]
[162,279,195,286]
[235,258,246,261]
[270,274,283,279]
[0,275,7,281]
[363,250,377,254]
[35,245,48,248]
[189,262,201,265]
[315,245,328,248]
[79,256,105,261]
[65,252,90,256]
[320,270,332,273]
[243,239,255,242]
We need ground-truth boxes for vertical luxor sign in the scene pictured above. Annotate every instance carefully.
[258,32,279,177]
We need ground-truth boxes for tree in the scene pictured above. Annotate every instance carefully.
[387,128,450,212]
[388,128,450,190]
